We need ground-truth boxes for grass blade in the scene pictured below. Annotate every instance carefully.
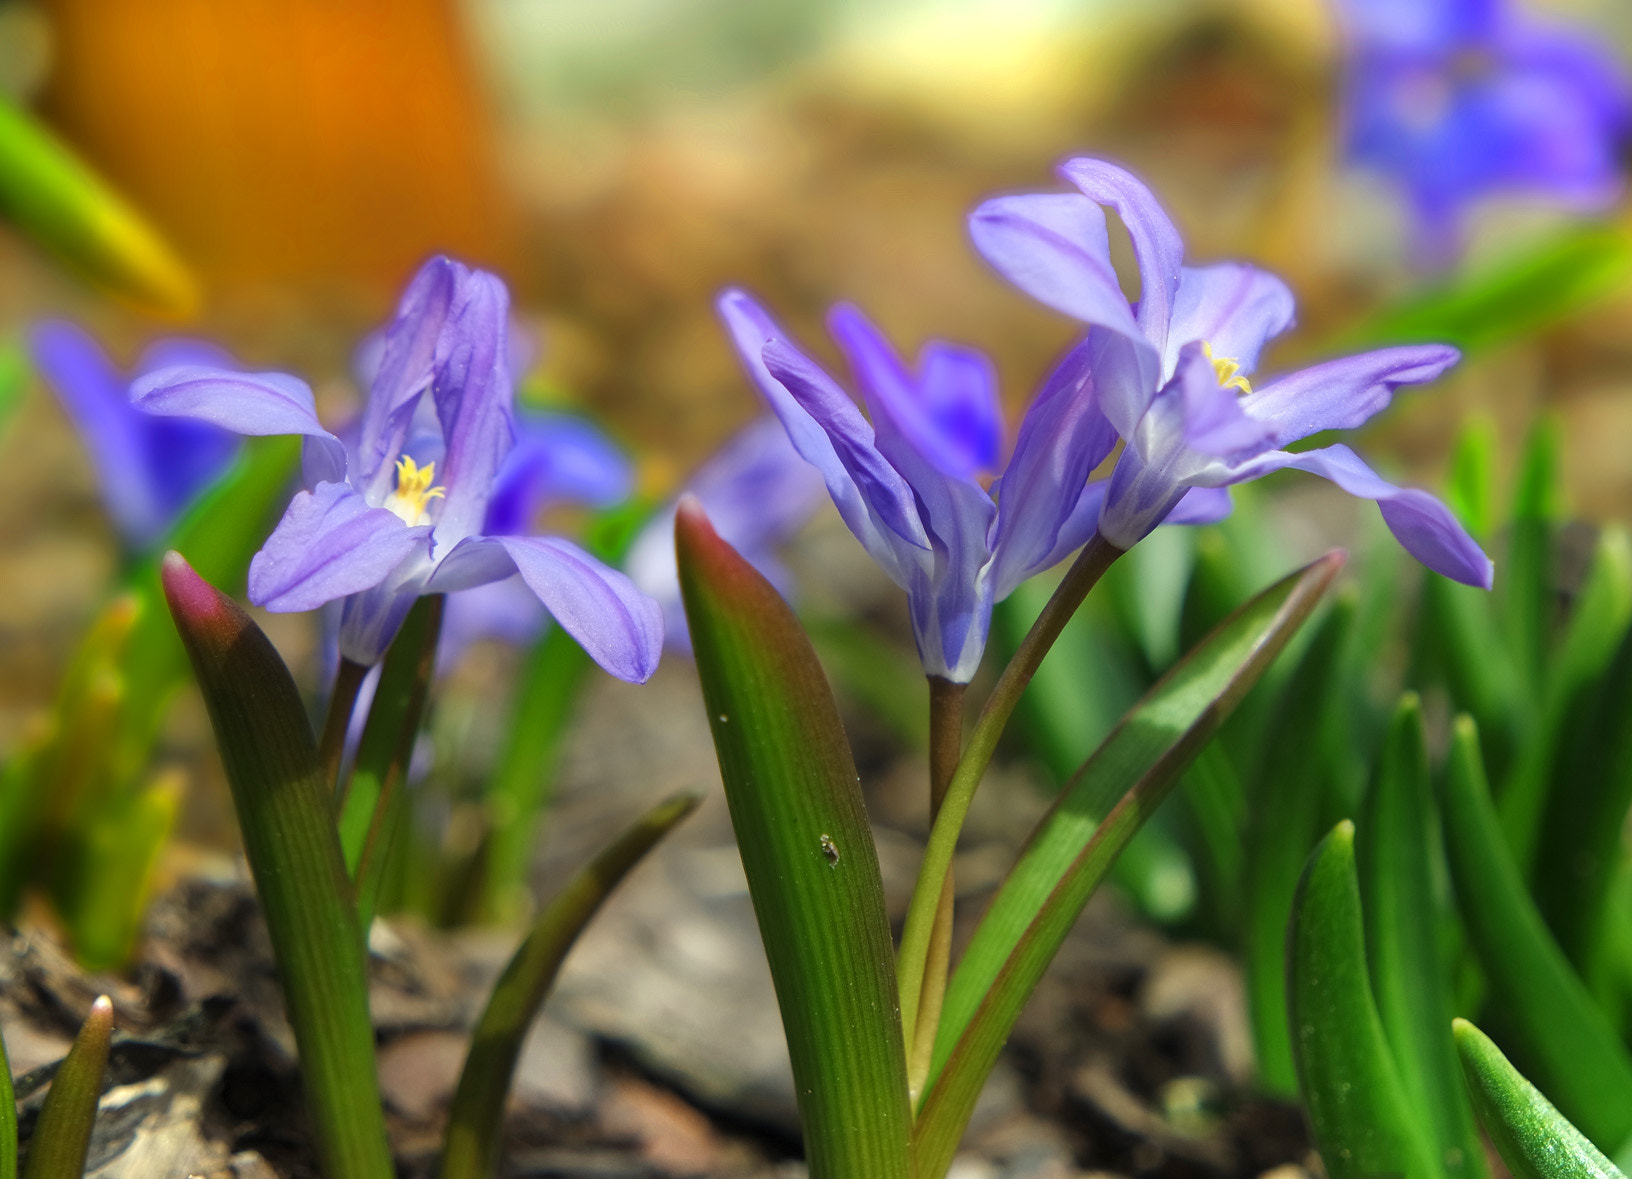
[677,499,912,1179]
[1,1013,15,1179]
[1455,1017,1625,1179]
[440,791,699,1179]
[1290,823,1437,1179]
[161,553,391,1179]
[1442,716,1632,1156]
[19,996,111,1179]
[1359,695,1488,1179]
[913,554,1341,1179]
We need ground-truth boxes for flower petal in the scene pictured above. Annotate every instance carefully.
[1170,341,1279,462]
[1236,444,1493,588]
[248,481,429,612]
[131,364,348,485]
[1241,344,1459,448]
[718,289,927,580]
[1165,263,1296,378]
[483,410,632,537]
[1164,485,1234,526]
[428,534,663,683]
[1057,157,1185,356]
[989,339,1119,596]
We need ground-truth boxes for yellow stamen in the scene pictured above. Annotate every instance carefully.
[1203,341,1253,396]
[384,455,445,525]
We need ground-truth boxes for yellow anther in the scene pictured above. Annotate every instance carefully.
[384,455,445,525]
[1203,341,1253,396]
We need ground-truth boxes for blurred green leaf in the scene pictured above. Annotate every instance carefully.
[62,773,179,970]
[677,503,911,1179]
[1504,417,1565,694]
[19,996,110,1179]
[1289,821,1438,1179]
[1442,716,1632,1156]
[1455,1017,1626,1179]
[1243,595,1356,1095]
[338,595,443,929]
[161,554,392,1179]
[0,340,26,443]
[1447,415,1498,542]
[1359,696,1488,1179]
[913,554,1342,1179]
[1349,225,1632,356]
[441,791,699,1179]
[0,96,197,316]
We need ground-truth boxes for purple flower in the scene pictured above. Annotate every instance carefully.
[969,156,1493,588]
[30,321,240,550]
[132,255,663,681]
[626,415,827,653]
[718,292,1133,683]
[1337,0,1630,262]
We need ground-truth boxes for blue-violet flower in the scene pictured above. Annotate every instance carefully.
[132,255,663,680]
[969,155,1493,587]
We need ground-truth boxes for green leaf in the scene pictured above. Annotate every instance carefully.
[1289,821,1438,1179]
[19,996,111,1179]
[913,553,1342,1179]
[1359,696,1488,1179]
[1446,415,1498,542]
[1455,1018,1625,1179]
[1,1008,15,1179]
[1243,595,1356,1095]
[161,553,392,1179]
[61,773,180,970]
[677,501,912,1179]
[337,594,443,929]
[1442,716,1632,1155]
[440,791,699,1179]
[1348,225,1632,357]
[1503,416,1565,694]
[0,96,197,315]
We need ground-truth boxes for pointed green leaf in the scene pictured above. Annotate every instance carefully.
[161,553,392,1179]
[1442,717,1632,1155]
[63,773,180,970]
[1243,595,1356,1095]
[1503,416,1564,695]
[1446,415,1498,542]
[1,1011,15,1179]
[1359,695,1488,1179]
[1455,1018,1625,1179]
[0,97,197,315]
[440,791,699,1179]
[20,996,111,1179]
[1290,822,1438,1179]
[912,553,1341,1179]
[677,500,912,1179]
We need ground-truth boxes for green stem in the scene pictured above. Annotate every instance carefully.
[897,534,1122,1046]
[319,658,368,797]
[908,676,964,1104]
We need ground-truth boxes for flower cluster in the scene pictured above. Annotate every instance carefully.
[133,256,662,681]
[723,157,1492,683]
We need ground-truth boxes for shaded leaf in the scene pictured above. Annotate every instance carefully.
[19,996,111,1179]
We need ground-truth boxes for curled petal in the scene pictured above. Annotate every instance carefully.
[1236,444,1493,588]
[967,193,1142,338]
[132,364,348,484]
[428,535,663,683]
[1241,345,1460,448]
[1057,157,1185,354]
[1165,264,1296,378]
[249,481,429,612]
[1170,342,1278,463]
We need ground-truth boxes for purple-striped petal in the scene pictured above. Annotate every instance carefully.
[1171,342,1278,462]
[248,481,429,612]
[131,364,348,485]
[988,339,1119,596]
[1164,485,1234,526]
[1233,444,1493,588]
[483,410,632,537]
[1165,263,1296,378]
[718,290,928,579]
[428,534,663,683]
[1240,344,1460,448]
[1057,158,1185,356]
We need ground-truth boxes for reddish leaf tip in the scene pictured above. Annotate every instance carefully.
[160,550,237,633]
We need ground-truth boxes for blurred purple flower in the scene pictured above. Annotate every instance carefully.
[719,291,1135,683]
[30,321,241,550]
[1337,0,1630,262]
[132,255,662,680]
[626,415,827,653]
[969,156,1493,587]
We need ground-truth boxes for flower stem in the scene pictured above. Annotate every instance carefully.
[318,657,367,796]
[908,676,965,1103]
[897,533,1123,1061]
